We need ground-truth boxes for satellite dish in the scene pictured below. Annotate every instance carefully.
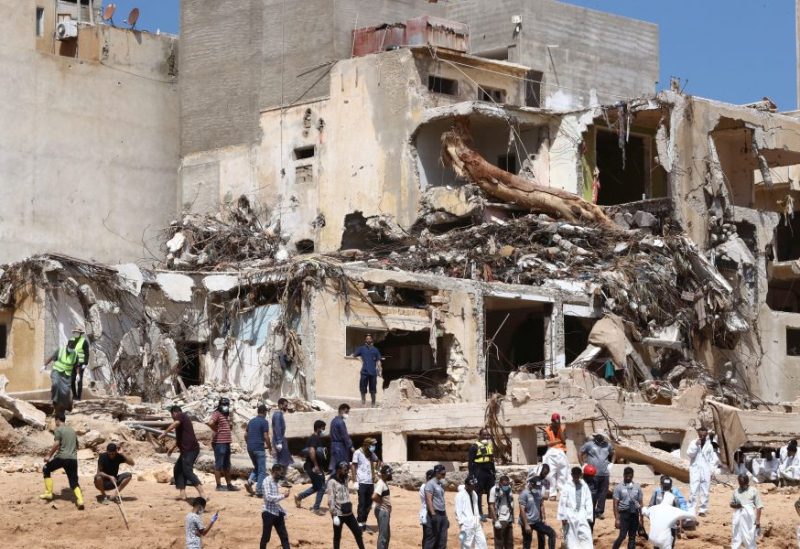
[102,3,116,25]
[127,7,140,29]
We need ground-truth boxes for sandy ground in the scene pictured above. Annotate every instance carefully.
[0,463,799,549]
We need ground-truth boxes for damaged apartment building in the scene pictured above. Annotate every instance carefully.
[2,0,800,467]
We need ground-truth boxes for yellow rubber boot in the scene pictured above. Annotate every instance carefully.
[39,478,54,501]
[74,487,84,510]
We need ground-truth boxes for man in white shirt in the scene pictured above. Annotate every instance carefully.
[779,444,800,486]
[488,474,514,549]
[456,476,487,549]
[686,426,718,516]
[351,437,380,531]
[557,466,594,549]
[751,449,780,484]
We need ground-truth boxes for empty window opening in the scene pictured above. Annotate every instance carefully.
[478,86,506,103]
[364,284,428,308]
[564,316,597,366]
[295,164,313,185]
[596,130,650,205]
[776,216,800,261]
[787,328,800,356]
[407,433,470,461]
[293,146,315,160]
[711,124,756,208]
[0,324,7,359]
[428,75,458,96]
[36,7,45,36]
[525,70,543,108]
[497,154,517,174]
[484,297,550,396]
[767,279,800,313]
[295,239,315,254]
[649,439,682,454]
[175,342,205,393]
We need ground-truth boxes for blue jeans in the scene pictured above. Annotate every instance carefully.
[298,469,326,510]
[248,449,268,495]
[213,442,231,471]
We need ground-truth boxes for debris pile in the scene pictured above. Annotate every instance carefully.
[164,196,287,271]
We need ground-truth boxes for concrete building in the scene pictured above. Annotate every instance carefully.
[0,0,179,265]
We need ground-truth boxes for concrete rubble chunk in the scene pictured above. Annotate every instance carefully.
[0,392,46,429]
[632,210,658,229]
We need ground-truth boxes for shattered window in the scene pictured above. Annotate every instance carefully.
[428,75,458,96]
[0,324,7,359]
[478,86,506,103]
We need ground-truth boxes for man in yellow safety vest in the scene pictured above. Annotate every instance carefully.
[468,427,496,520]
[68,326,90,400]
[45,340,78,415]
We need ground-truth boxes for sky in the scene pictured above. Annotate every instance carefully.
[111,0,797,110]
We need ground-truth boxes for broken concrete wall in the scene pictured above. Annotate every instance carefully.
[0,287,47,393]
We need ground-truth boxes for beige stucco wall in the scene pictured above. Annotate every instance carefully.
[0,287,47,393]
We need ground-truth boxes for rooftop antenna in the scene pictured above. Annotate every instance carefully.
[125,7,140,30]
[102,3,116,26]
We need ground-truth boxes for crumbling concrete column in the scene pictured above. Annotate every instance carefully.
[546,298,566,372]
[382,430,408,462]
[509,426,538,464]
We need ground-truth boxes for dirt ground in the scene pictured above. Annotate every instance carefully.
[1,462,799,549]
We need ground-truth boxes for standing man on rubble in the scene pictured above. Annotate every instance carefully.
[208,397,240,492]
[611,466,644,549]
[160,405,206,501]
[329,403,354,474]
[687,425,717,516]
[580,432,614,520]
[272,398,293,467]
[468,427,496,520]
[351,333,383,407]
[542,412,569,498]
[424,464,450,549]
[246,404,272,498]
[352,436,381,531]
[40,412,84,509]
[68,326,90,401]
[44,339,78,415]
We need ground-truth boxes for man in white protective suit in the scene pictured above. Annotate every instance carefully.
[557,466,594,549]
[643,486,695,549]
[455,475,488,549]
[686,426,718,516]
[730,474,763,549]
[778,444,800,486]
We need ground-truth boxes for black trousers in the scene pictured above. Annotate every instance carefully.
[612,511,640,549]
[474,464,495,515]
[70,364,86,401]
[260,511,290,549]
[521,521,556,549]
[357,483,374,523]
[173,449,201,489]
[423,512,449,549]
[333,514,365,549]
[592,475,610,516]
[43,457,79,489]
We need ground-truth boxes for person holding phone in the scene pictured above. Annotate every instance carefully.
[185,497,217,549]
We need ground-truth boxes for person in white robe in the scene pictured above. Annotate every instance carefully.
[557,466,594,549]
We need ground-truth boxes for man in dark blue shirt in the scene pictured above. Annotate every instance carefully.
[245,404,272,497]
[351,333,383,407]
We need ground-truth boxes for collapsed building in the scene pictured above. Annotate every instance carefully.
[1,2,800,479]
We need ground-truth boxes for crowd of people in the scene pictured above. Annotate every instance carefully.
[37,328,800,548]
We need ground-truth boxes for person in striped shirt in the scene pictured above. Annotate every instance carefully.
[207,397,239,492]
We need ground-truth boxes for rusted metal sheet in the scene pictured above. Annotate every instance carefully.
[352,16,468,57]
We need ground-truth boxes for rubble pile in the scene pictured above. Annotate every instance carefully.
[163,196,287,271]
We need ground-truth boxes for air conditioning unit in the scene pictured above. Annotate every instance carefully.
[56,19,78,40]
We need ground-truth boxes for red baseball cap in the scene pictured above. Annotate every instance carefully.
[583,464,597,477]
[551,413,561,421]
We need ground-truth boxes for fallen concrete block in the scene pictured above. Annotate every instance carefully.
[633,210,658,229]
[0,392,46,429]
[614,437,689,482]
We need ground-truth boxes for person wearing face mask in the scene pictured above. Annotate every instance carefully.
[329,403,354,474]
[686,426,717,516]
[424,464,450,549]
[372,464,394,549]
[207,397,239,492]
[542,413,569,499]
[557,467,594,549]
[352,437,381,531]
[260,464,291,549]
[185,496,218,549]
[296,420,328,514]
[456,475,488,549]
[468,427,496,520]
[272,398,293,467]
[579,432,614,520]
[328,461,366,549]
[488,475,514,549]
[420,469,436,545]
[245,404,272,498]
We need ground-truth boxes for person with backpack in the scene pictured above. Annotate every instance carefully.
[488,474,514,549]
[295,419,328,514]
